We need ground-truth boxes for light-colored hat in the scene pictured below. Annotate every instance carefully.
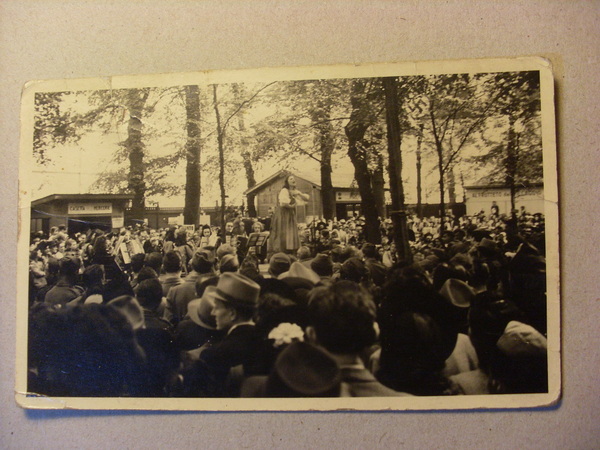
[213,272,260,309]
[496,321,547,357]
[107,295,145,330]
[439,278,475,308]
[187,288,218,330]
[278,261,320,285]
[83,294,103,305]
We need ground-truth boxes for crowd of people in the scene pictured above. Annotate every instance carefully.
[27,206,549,398]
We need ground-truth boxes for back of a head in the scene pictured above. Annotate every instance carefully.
[256,293,307,334]
[59,256,81,278]
[130,253,146,273]
[378,311,450,391]
[296,246,311,261]
[192,251,214,274]
[311,254,333,277]
[361,243,379,260]
[103,271,135,302]
[175,228,188,246]
[92,235,109,255]
[162,251,182,273]
[144,252,163,273]
[307,280,377,355]
[340,245,360,263]
[220,254,239,273]
[216,244,236,260]
[137,266,158,284]
[82,264,104,288]
[381,265,433,309]
[136,278,164,311]
[46,257,60,277]
[330,245,345,263]
[239,256,262,282]
[339,257,368,284]
[164,226,177,242]
[269,253,291,278]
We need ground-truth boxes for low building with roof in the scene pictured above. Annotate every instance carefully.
[244,169,385,221]
[244,170,322,222]
[31,193,134,236]
[464,183,544,216]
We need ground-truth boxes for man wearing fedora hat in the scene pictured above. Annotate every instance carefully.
[181,272,262,397]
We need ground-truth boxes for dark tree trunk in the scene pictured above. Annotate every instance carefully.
[212,85,226,230]
[506,114,518,213]
[310,104,336,221]
[124,89,149,221]
[372,153,386,219]
[429,104,446,219]
[320,158,336,221]
[347,146,381,244]
[244,158,257,217]
[416,123,424,218]
[382,77,412,264]
[231,83,258,218]
[438,153,446,219]
[447,166,457,205]
[183,85,201,227]
[318,123,336,221]
[345,81,380,244]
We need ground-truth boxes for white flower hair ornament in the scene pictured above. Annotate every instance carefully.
[268,323,305,348]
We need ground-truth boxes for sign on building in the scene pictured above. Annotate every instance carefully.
[68,203,113,215]
[111,216,124,229]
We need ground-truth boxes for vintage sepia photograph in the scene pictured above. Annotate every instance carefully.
[15,58,559,411]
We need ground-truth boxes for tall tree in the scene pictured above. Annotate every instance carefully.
[310,98,337,220]
[420,74,498,218]
[470,73,543,214]
[488,71,542,212]
[183,85,202,226]
[371,152,386,219]
[121,89,150,220]
[416,123,424,217]
[34,87,188,214]
[206,82,277,219]
[382,76,412,263]
[212,84,227,230]
[231,83,258,217]
[344,79,383,244]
